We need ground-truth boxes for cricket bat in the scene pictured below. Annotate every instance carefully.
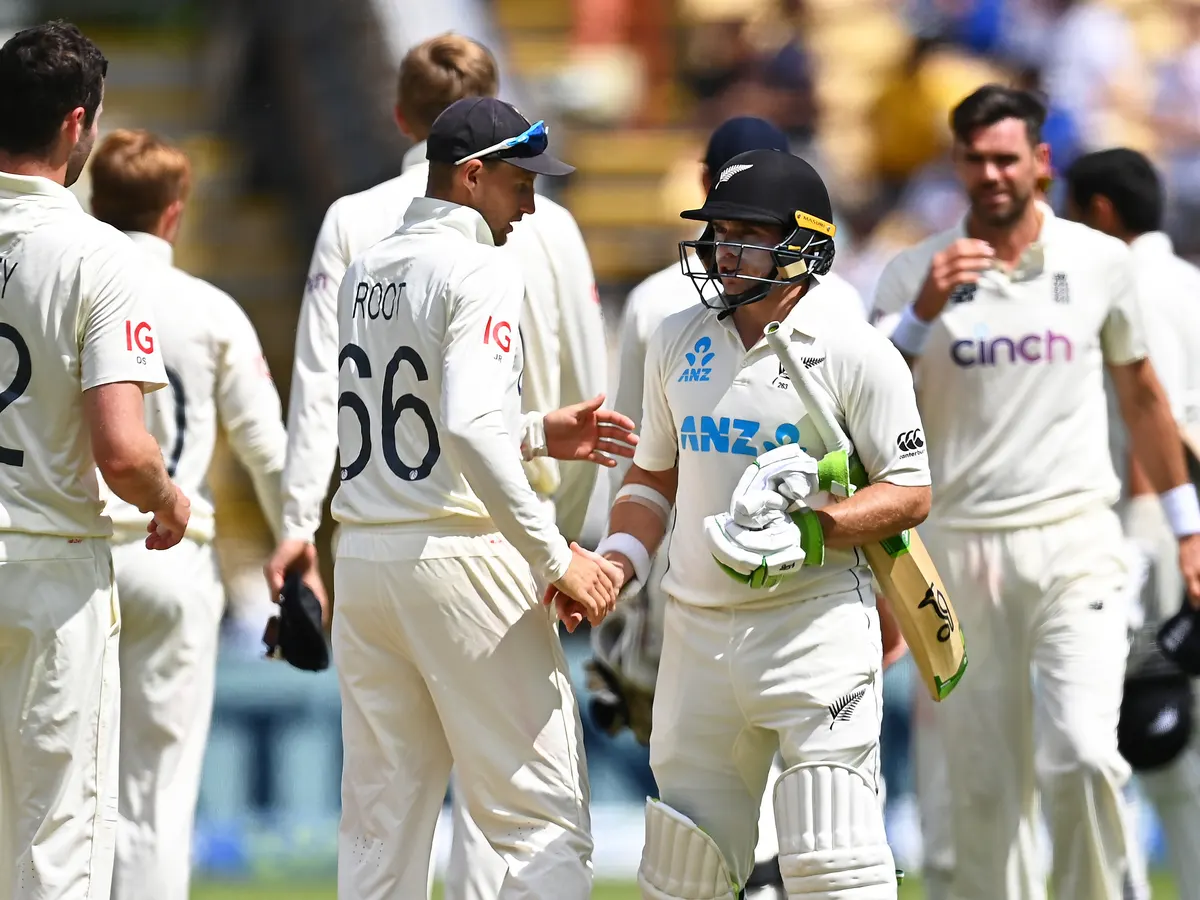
[763,321,968,701]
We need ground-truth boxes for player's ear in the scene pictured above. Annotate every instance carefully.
[61,106,87,149]
[394,105,415,142]
[159,200,186,244]
[1033,141,1051,181]
[460,159,487,194]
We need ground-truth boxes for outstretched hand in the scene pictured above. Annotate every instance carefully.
[544,394,637,468]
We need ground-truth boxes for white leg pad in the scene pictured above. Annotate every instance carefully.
[774,763,898,899]
[638,798,739,900]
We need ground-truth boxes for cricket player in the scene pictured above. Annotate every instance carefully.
[304,96,635,900]
[1063,146,1200,900]
[265,35,605,895]
[0,22,191,900]
[553,146,931,898]
[594,115,874,899]
[870,84,1200,900]
[87,129,290,900]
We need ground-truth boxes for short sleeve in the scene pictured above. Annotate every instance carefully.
[79,242,167,393]
[1101,248,1149,366]
[631,322,678,472]
[838,330,931,487]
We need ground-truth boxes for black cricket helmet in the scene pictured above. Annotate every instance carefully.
[679,148,837,315]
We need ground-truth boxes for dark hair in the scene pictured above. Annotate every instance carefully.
[950,84,1047,146]
[1065,148,1163,235]
[0,22,108,156]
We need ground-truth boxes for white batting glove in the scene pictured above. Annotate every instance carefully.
[733,444,822,508]
[704,508,808,589]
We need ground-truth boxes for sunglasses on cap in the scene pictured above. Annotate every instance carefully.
[455,120,550,166]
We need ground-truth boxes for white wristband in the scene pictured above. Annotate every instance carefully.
[520,412,548,461]
[890,303,935,358]
[595,531,652,588]
[1162,483,1200,538]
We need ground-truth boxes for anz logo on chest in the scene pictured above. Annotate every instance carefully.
[678,336,716,382]
[679,416,807,456]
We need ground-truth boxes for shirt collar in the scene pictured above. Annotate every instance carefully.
[124,231,174,265]
[402,140,427,174]
[0,170,82,208]
[954,198,1055,283]
[402,196,496,247]
[1130,230,1174,260]
[718,278,832,346]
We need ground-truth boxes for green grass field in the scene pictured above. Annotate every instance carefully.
[191,873,1182,899]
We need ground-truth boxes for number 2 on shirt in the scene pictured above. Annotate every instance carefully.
[0,322,31,467]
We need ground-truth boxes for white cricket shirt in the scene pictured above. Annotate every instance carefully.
[634,282,930,609]
[101,233,287,543]
[1128,232,1200,425]
[330,197,572,584]
[282,143,606,543]
[871,206,1148,530]
[610,255,866,490]
[0,172,167,539]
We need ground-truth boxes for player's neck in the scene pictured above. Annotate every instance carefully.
[966,200,1043,266]
[0,154,67,186]
[731,282,808,350]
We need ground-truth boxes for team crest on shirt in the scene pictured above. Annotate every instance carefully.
[678,337,716,382]
[1052,272,1070,304]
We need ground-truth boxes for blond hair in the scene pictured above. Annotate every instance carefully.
[90,129,192,234]
[397,33,499,138]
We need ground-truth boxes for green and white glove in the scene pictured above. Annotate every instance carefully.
[704,501,826,588]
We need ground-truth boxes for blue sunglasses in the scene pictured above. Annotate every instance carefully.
[454,120,549,165]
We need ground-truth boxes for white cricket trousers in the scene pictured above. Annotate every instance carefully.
[108,537,224,900]
[1122,494,1200,900]
[920,509,1135,900]
[0,534,120,900]
[333,524,593,900]
[650,586,887,887]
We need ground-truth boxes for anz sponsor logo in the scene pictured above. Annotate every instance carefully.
[678,337,716,382]
[679,415,807,456]
[950,325,1073,368]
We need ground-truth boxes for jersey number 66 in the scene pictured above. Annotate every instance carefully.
[338,343,441,482]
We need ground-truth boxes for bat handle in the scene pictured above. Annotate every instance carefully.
[763,321,853,455]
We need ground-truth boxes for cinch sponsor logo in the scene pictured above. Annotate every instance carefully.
[679,415,807,456]
[950,330,1073,367]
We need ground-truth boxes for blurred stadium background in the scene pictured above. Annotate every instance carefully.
[3,0,1196,893]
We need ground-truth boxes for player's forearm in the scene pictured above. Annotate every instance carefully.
[98,432,174,515]
[816,482,930,549]
[1118,363,1190,493]
[601,465,677,584]
[279,372,338,542]
[446,409,572,584]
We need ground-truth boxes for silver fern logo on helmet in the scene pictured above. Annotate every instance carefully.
[717,163,753,186]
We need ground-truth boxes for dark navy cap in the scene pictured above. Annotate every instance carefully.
[426,97,574,176]
[704,116,789,175]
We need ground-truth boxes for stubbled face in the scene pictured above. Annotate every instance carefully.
[469,162,537,245]
[954,117,1048,229]
[711,219,784,294]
